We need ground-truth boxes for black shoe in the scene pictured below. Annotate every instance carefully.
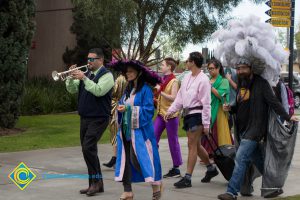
[201,168,219,183]
[264,189,283,198]
[103,156,116,168]
[174,177,192,188]
[163,168,181,178]
[241,193,253,197]
[217,193,237,200]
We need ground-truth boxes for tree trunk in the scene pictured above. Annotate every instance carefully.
[141,0,173,61]
[137,1,146,58]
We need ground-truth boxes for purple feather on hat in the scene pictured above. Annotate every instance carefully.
[107,59,161,86]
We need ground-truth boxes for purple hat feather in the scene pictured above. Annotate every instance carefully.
[107,60,161,86]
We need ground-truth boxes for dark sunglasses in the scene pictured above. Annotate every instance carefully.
[87,57,100,62]
[236,65,250,70]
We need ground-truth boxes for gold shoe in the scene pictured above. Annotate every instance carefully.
[120,193,134,200]
[152,191,161,200]
[152,183,163,200]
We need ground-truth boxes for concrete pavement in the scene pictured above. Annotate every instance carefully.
[0,135,300,200]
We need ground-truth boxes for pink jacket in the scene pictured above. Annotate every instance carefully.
[168,71,211,128]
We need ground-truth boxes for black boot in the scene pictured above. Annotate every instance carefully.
[86,179,104,196]
[103,156,116,168]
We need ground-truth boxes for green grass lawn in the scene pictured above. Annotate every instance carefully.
[0,114,186,152]
[1,110,299,153]
[276,195,300,200]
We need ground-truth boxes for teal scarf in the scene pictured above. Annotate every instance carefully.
[122,105,132,141]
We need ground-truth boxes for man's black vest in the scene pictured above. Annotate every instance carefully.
[78,67,112,118]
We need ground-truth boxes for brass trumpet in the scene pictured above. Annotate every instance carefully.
[52,65,89,81]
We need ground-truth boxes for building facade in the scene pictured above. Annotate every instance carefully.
[27,0,75,78]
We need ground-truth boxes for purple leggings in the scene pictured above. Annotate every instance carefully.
[154,115,183,167]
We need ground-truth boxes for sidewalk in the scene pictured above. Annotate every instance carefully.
[0,135,299,200]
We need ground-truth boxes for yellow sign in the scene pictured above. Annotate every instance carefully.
[265,9,291,18]
[8,162,37,190]
[265,0,291,10]
[266,18,291,27]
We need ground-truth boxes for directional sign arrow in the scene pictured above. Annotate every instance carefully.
[265,0,291,9]
[265,9,272,16]
[265,17,291,27]
[265,9,291,18]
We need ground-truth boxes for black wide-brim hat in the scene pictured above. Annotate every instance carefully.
[107,60,161,86]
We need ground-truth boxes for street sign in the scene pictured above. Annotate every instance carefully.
[265,18,291,27]
[265,0,291,9]
[265,9,291,18]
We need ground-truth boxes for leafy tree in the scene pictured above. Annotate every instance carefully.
[0,0,35,129]
[63,0,125,66]
[276,29,288,47]
[121,0,249,61]
[67,0,259,63]
[156,35,183,59]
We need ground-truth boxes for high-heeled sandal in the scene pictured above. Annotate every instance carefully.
[119,194,134,200]
[152,191,161,200]
[152,183,163,200]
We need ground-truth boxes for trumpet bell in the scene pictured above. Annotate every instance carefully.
[52,71,60,81]
[51,64,88,81]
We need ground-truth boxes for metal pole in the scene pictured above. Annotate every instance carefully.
[287,27,290,48]
[288,0,295,89]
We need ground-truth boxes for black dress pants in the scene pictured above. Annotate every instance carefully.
[80,117,109,185]
[121,131,142,192]
[122,134,133,192]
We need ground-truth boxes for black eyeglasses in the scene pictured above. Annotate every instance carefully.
[207,67,216,71]
[87,57,100,62]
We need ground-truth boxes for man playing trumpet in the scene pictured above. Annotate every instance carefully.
[65,48,114,196]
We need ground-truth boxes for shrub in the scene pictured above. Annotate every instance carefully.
[0,0,35,128]
[20,77,77,115]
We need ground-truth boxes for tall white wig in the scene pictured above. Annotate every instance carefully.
[212,15,289,86]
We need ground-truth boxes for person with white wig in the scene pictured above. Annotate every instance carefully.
[212,16,299,200]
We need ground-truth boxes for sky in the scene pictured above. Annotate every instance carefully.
[181,0,300,59]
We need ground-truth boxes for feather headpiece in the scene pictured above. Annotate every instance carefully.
[212,15,289,86]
